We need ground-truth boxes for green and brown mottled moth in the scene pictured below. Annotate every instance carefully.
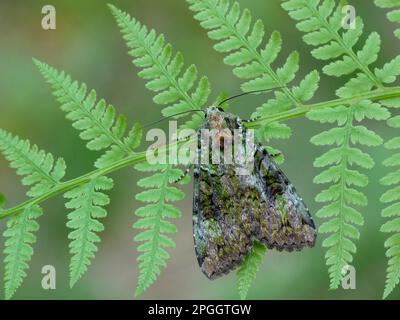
[193,106,316,279]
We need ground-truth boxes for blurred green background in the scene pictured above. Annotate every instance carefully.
[0,0,399,300]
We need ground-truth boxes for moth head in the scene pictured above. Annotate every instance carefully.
[206,106,224,116]
[205,106,226,129]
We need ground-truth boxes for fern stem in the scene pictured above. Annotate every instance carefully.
[0,148,149,220]
[246,86,400,128]
[2,86,400,220]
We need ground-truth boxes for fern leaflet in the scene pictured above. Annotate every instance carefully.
[110,4,211,130]
[0,129,67,299]
[64,176,114,287]
[0,129,66,197]
[307,102,389,288]
[237,242,266,300]
[281,0,383,87]
[381,115,400,299]
[186,0,320,144]
[375,0,400,39]
[134,162,186,297]
[3,205,43,300]
[34,60,142,169]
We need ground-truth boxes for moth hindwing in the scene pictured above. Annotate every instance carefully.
[192,107,316,279]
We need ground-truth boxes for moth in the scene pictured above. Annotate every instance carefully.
[192,106,317,279]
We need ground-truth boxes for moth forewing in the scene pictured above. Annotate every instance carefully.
[192,107,316,280]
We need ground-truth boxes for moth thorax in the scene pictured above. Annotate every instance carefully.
[215,130,233,150]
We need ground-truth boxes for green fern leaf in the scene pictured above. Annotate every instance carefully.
[134,162,185,297]
[237,242,266,300]
[64,176,114,287]
[33,60,142,168]
[308,102,388,289]
[0,129,66,197]
[3,205,42,300]
[282,0,382,89]
[109,4,211,130]
[375,55,400,84]
[0,129,66,299]
[381,114,400,299]
[186,0,320,144]
[375,0,400,39]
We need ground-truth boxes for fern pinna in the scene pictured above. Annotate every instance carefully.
[381,114,400,299]
[110,4,211,131]
[64,176,114,287]
[237,241,266,300]
[0,129,66,299]
[133,163,186,296]
[187,0,320,152]
[1,1,400,300]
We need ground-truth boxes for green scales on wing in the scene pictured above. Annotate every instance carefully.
[193,107,316,279]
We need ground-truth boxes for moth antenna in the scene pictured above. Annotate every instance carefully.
[141,109,206,130]
[217,86,287,107]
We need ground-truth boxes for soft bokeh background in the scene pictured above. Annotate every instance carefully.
[0,0,399,300]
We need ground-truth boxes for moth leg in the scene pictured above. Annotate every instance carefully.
[257,144,282,160]
[269,151,283,159]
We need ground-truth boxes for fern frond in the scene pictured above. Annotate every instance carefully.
[0,129,66,197]
[3,205,42,299]
[186,0,320,143]
[375,0,400,39]
[34,60,142,168]
[133,162,185,297]
[64,176,114,288]
[381,115,400,299]
[237,242,266,300]
[109,4,211,130]
[308,101,389,289]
